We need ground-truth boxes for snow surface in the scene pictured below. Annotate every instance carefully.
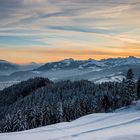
[94,75,125,83]
[136,100,140,110]
[0,105,140,140]
[90,72,125,83]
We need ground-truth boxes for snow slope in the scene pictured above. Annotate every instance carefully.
[93,73,125,83]
[0,105,140,140]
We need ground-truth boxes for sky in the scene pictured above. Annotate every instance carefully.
[0,0,140,64]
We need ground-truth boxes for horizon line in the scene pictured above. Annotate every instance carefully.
[1,56,140,65]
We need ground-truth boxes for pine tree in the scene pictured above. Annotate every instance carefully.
[122,69,136,105]
[12,110,28,132]
[126,69,134,80]
[3,114,13,132]
[137,77,140,99]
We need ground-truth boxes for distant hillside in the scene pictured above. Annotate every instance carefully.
[0,56,140,82]
[0,60,18,71]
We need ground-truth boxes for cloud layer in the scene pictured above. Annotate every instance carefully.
[0,0,140,63]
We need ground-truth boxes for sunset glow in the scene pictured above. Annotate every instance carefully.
[0,0,140,63]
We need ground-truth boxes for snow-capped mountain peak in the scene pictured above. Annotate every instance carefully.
[61,58,74,65]
[0,60,18,71]
[100,56,140,66]
[35,56,140,71]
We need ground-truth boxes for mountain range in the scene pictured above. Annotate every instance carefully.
[35,56,140,71]
[0,56,140,83]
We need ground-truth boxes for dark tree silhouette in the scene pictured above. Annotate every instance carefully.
[137,77,140,99]
[122,69,136,106]
[126,68,134,80]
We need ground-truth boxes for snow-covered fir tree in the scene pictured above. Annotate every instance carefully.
[122,69,136,105]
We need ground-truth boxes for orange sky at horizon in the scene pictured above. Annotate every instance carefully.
[1,43,140,64]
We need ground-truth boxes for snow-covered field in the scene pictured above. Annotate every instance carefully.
[0,105,140,140]
[93,74,125,83]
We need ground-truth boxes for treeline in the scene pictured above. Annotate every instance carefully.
[0,69,140,133]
